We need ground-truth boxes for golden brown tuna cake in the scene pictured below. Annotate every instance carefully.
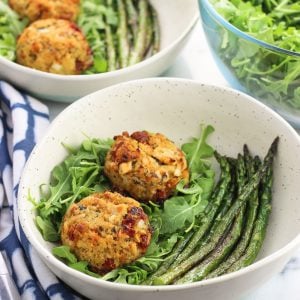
[104,131,189,202]
[61,191,152,274]
[16,18,93,75]
[9,0,80,22]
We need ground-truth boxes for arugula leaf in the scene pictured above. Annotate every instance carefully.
[69,261,101,278]
[36,216,60,242]
[160,194,207,234]
[160,196,196,234]
[103,267,148,284]
[182,125,215,173]
[158,125,215,234]
[189,169,215,201]
[32,138,112,241]
[78,0,118,74]
[53,246,100,277]
[52,245,77,264]
[176,180,202,194]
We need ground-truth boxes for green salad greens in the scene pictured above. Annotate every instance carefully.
[0,1,27,61]
[209,0,300,109]
[31,125,216,284]
[31,125,278,285]
[31,138,114,242]
[77,0,118,73]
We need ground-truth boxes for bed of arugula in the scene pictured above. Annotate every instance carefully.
[209,0,300,110]
[31,125,217,284]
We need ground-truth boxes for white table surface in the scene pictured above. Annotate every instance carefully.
[44,21,300,300]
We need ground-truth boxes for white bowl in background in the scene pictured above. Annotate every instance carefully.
[18,78,300,300]
[0,0,198,102]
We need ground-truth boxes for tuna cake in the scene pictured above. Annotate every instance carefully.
[9,0,80,23]
[104,131,189,202]
[16,18,93,75]
[61,191,152,274]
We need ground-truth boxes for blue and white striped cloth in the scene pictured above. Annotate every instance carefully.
[0,81,81,300]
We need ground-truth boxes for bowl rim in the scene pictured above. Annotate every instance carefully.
[18,77,300,292]
[0,3,199,80]
[199,0,300,58]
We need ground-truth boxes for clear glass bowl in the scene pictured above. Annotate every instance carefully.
[199,0,300,128]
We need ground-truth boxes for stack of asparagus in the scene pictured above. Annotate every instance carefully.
[144,137,279,285]
[79,0,160,73]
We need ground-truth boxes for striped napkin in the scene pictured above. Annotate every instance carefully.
[0,81,80,300]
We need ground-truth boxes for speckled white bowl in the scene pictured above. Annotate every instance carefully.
[0,0,198,103]
[18,78,300,300]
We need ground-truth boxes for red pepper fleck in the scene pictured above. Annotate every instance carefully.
[102,258,116,272]
[131,131,150,144]
[154,189,168,202]
[139,234,150,251]
[111,140,139,163]
[67,223,86,241]
[75,60,84,72]
[69,22,81,32]
[121,215,136,237]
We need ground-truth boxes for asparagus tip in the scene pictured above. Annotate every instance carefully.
[243,144,250,156]
[214,150,222,161]
[270,136,279,154]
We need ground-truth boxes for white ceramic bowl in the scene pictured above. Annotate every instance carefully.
[18,78,300,300]
[0,0,198,103]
